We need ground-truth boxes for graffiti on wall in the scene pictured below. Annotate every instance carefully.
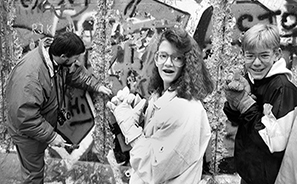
[57,89,95,144]
[13,0,207,142]
[13,0,297,143]
[236,0,297,67]
[201,0,297,68]
[232,1,297,48]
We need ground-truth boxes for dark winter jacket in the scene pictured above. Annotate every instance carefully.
[223,58,297,184]
[5,38,102,152]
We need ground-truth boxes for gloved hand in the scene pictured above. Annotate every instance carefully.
[107,87,146,144]
[109,86,144,107]
[108,87,137,128]
[224,73,255,113]
[49,133,67,147]
[95,85,112,96]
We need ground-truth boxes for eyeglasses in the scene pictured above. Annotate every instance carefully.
[154,51,185,67]
[244,52,274,63]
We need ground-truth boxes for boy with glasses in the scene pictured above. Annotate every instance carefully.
[223,23,297,184]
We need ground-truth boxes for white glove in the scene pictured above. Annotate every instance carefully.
[49,133,67,147]
[110,86,130,106]
[107,87,146,144]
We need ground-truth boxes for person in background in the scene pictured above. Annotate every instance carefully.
[107,26,214,183]
[5,32,112,184]
[223,23,297,184]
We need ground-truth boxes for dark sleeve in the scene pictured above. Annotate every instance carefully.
[65,61,102,93]
[224,100,270,153]
[223,101,241,126]
[236,80,297,154]
[254,82,297,154]
[223,101,263,129]
[240,103,264,131]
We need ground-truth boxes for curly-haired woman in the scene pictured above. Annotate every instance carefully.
[107,26,214,183]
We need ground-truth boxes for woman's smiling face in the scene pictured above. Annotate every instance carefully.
[155,40,184,90]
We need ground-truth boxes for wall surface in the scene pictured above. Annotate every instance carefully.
[11,0,297,175]
[14,0,297,97]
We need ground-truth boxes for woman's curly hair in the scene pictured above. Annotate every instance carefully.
[148,26,214,101]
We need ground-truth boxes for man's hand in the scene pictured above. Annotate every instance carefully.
[97,85,112,96]
[224,73,255,113]
[49,133,67,148]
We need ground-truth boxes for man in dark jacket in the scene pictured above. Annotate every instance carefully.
[223,23,297,184]
[5,32,112,184]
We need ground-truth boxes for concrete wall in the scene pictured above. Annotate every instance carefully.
[13,0,297,97]
[12,0,297,168]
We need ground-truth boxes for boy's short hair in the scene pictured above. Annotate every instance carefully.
[49,32,85,57]
[242,23,280,51]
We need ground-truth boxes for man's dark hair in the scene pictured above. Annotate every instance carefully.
[49,32,85,57]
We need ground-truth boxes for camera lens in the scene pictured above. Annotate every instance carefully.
[65,112,71,120]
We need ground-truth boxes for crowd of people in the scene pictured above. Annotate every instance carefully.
[4,23,297,184]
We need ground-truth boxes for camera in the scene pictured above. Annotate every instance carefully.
[57,109,71,126]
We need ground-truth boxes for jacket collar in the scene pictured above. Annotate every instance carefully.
[38,38,55,77]
[153,90,177,110]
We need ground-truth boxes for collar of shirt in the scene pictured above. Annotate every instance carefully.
[52,59,58,66]
[153,90,177,110]
[41,43,55,77]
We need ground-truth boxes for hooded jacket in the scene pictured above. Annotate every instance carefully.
[223,58,297,184]
[5,38,103,151]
